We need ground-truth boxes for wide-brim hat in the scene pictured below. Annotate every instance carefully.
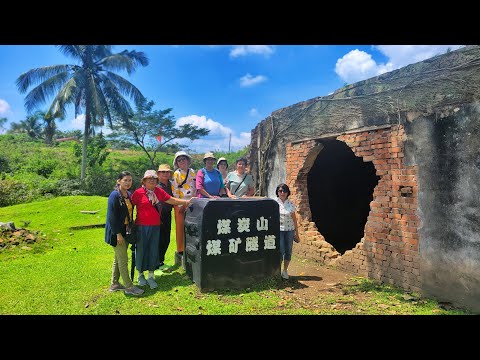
[142,170,159,182]
[173,151,192,168]
[216,157,228,167]
[157,164,173,172]
[203,152,216,160]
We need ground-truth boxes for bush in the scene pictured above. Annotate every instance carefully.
[0,178,35,207]
[82,171,114,196]
[0,155,10,173]
[25,157,59,177]
[54,178,89,197]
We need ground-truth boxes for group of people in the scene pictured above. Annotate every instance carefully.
[104,150,300,296]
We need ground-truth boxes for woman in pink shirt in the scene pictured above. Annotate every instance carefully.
[131,170,191,290]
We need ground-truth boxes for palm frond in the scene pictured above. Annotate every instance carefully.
[23,71,72,113]
[16,65,71,93]
[104,71,146,107]
[99,50,149,74]
[56,45,84,61]
[87,74,107,124]
[92,45,113,61]
[46,76,80,118]
[101,78,134,123]
[93,89,113,127]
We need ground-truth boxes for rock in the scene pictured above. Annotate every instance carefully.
[0,222,16,230]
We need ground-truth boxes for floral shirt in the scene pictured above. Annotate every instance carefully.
[172,168,196,199]
[275,197,296,231]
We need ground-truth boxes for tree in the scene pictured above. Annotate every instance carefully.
[35,110,63,145]
[0,117,7,134]
[6,110,62,144]
[16,45,149,180]
[109,98,210,169]
[8,113,43,139]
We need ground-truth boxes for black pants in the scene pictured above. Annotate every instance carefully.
[158,214,172,265]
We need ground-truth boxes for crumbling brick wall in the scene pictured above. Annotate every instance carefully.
[286,125,421,293]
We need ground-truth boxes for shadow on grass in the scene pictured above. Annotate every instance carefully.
[196,274,324,296]
[126,266,192,297]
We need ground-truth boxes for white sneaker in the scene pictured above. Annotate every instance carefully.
[281,270,289,280]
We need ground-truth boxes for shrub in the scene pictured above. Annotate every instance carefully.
[0,155,10,173]
[0,178,35,207]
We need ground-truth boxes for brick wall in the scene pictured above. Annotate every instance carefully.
[286,125,421,293]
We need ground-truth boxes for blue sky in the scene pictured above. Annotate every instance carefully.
[0,45,462,153]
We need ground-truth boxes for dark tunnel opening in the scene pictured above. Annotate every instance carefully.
[307,140,380,254]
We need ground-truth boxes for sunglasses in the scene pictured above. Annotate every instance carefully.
[158,171,170,174]
[278,189,287,193]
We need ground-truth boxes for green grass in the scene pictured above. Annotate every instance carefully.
[0,196,473,315]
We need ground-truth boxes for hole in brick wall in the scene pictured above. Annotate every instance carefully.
[307,139,380,254]
[400,186,413,197]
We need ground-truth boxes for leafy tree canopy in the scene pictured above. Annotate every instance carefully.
[108,98,210,168]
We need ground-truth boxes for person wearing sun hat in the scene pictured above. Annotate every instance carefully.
[196,152,226,198]
[216,157,229,186]
[171,151,197,265]
[131,169,192,289]
[156,164,174,270]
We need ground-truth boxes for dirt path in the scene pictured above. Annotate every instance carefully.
[267,256,428,314]
[273,257,367,312]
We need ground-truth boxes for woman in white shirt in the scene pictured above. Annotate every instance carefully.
[274,183,299,279]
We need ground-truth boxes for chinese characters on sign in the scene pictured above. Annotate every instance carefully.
[206,216,276,256]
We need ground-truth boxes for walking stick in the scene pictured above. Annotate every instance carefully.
[130,243,136,281]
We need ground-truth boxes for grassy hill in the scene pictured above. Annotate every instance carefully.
[0,134,248,207]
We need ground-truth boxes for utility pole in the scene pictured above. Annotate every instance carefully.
[228,133,231,153]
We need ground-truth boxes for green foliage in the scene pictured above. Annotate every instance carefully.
[0,177,33,207]
[73,133,109,168]
[0,154,10,173]
[25,155,59,177]
[7,110,63,145]
[108,98,210,169]
[0,117,7,132]
[55,129,82,140]
[0,134,249,205]
[16,45,149,180]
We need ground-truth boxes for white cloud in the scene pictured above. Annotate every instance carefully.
[336,45,464,84]
[335,49,394,84]
[0,99,11,115]
[58,113,85,132]
[249,108,259,117]
[57,113,111,135]
[240,73,267,87]
[70,114,85,130]
[230,45,274,58]
[375,45,464,68]
[176,114,251,153]
[177,114,231,136]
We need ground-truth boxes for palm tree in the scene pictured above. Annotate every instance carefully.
[8,114,43,139]
[16,45,149,180]
[0,117,7,134]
